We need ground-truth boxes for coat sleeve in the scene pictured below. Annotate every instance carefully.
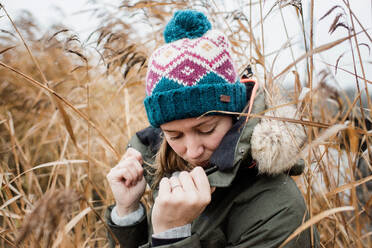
[224,175,319,248]
[104,129,158,247]
[139,234,202,248]
[105,205,149,248]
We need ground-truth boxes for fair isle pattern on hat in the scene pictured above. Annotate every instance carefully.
[144,10,247,127]
[146,29,237,96]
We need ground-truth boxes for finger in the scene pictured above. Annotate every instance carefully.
[125,161,141,185]
[131,158,144,180]
[123,148,143,164]
[178,171,197,192]
[117,158,143,181]
[190,166,211,195]
[119,167,135,187]
[109,167,134,187]
[169,176,183,193]
[158,177,171,196]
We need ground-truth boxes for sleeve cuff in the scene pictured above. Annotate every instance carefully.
[110,204,145,226]
[152,224,191,239]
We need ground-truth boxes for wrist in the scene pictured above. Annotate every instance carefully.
[111,204,145,226]
[116,202,140,217]
[152,224,191,238]
[153,222,190,234]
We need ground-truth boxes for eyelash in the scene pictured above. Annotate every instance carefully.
[200,127,216,135]
[169,127,216,140]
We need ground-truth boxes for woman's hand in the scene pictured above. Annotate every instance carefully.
[151,166,212,234]
[106,148,146,217]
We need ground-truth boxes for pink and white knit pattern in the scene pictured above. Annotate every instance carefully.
[146,30,238,96]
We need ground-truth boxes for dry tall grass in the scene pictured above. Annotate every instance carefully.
[0,1,371,247]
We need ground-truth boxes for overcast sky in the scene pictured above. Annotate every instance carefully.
[1,0,371,92]
[1,0,103,39]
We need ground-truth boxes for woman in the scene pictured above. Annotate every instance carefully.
[106,10,319,248]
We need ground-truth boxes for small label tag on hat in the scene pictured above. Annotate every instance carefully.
[220,95,231,103]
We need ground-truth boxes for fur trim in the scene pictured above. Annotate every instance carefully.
[251,90,306,175]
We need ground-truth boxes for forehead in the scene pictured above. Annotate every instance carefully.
[161,116,217,131]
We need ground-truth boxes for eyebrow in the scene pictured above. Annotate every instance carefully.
[162,118,216,133]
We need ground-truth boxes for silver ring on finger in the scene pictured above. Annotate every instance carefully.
[171,184,182,190]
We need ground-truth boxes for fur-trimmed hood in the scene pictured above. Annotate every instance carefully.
[205,85,306,185]
[250,89,306,175]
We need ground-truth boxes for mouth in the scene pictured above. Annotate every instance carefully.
[194,160,209,167]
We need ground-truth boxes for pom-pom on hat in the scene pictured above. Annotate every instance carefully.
[144,10,247,128]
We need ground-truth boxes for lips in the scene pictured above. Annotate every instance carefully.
[194,160,209,167]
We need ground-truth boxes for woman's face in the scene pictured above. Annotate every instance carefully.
[160,116,233,167]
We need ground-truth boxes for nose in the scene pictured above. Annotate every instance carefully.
[185,135,204,160]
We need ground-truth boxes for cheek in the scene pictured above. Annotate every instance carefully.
[204,132,226,151]
[166,140,186,155]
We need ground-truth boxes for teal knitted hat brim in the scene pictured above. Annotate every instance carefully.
[144,81,247,127]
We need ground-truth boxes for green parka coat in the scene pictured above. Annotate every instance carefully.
[105,91,319,248]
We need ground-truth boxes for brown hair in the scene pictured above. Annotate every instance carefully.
[151,137,192,189]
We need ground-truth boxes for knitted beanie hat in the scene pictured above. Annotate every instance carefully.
[144,10,247,127]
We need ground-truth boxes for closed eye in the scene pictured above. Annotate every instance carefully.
[199,126,216,135]
[166,132,182,140]
[169,135,181,140]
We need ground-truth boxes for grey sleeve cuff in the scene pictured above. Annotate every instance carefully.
[110,204,145,226]
[152,224,191,239]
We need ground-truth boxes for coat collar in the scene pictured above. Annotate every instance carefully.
[207,89,265,187]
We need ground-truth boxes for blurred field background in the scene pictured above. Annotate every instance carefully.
[0,0,371,247]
